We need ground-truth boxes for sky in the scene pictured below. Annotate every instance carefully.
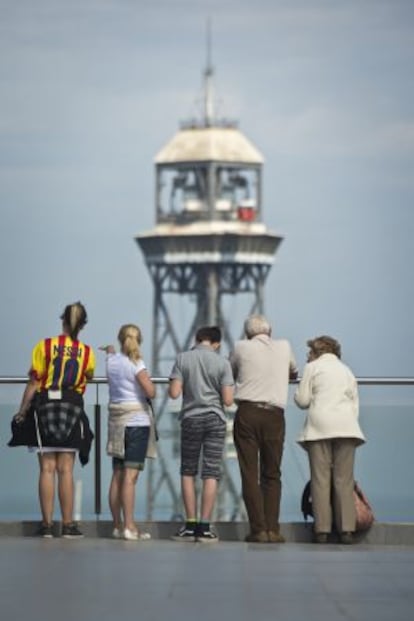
[1,0,414,381]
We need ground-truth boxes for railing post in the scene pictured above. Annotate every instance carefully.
[94,384,101,518]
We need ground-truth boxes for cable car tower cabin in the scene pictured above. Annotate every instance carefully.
[136,57,283,374]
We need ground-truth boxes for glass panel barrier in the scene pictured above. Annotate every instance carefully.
[1,379,413,522]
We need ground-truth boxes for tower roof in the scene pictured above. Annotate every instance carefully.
[155,125,264,165]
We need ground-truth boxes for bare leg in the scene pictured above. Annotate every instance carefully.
[38,453,57,524]
[200,478,218,522]
[56,452,76,524]
[121,467,139,531]
[109,469,124,529]
[181,475,197,520]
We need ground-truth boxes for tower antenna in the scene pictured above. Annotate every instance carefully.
[204,18,214,126]
[136,28,281,520]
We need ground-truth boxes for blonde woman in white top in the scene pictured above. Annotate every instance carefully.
[294,336,365,544]
[101,324,155,541]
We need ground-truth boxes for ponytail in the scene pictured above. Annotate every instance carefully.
[118,324,142,362]
[61,301,88,340]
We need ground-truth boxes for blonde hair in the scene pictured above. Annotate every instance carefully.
[118,324,142,362]
[61,301,88,340]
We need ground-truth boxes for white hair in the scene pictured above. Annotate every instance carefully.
[244,314,272,339]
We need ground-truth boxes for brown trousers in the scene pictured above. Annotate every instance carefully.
[233,402,285,534]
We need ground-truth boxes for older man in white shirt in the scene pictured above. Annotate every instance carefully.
[230,315,298,543]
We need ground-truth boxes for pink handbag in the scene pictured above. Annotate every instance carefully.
[354,482,375,531]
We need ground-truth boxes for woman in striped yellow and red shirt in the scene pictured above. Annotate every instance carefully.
[15,302,95,538]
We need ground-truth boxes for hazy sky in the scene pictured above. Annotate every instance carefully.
[1,0,413,379]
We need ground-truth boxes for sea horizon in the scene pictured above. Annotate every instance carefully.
[1,395,413,523]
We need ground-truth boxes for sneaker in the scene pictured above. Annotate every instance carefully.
[112,527,122,539]
[61,522,84,539]
[37,523,53,538]
[244,531,269,543]
[171,524,196,542]
[195,526,219,544]
[124,528,151,541]
[267,530,286,543]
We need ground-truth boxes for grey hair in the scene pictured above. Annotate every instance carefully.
[244,314,272,339]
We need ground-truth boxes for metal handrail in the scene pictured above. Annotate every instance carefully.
[0,376,178,519]
[2,376,414,385]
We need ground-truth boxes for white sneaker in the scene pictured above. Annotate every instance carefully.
[112,527,122,539]
[124,528,151,541]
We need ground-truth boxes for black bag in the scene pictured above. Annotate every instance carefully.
[301,480,313,521]
[8,403,37,447]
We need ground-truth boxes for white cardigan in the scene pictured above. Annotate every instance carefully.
[294,353,365,447]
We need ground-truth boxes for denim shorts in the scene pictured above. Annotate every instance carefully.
[112,426,150,471]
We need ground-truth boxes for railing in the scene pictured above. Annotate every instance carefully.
[1,376,414,522]
[0,376,170,519]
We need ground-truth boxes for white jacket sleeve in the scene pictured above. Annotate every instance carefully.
[294,363,313,409]
[351,375,359,419]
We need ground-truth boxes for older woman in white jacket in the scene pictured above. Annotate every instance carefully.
[294,336,365,544]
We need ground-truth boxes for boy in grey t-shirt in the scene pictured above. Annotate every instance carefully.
[168,326,234,543]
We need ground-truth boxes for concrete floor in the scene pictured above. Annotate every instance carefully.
[1,536,414,621]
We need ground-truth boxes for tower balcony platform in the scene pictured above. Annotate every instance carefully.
[137,220,283,265]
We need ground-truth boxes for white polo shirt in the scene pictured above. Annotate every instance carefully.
[230,334,298,409]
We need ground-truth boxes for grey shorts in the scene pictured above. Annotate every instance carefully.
[180,412,226,480]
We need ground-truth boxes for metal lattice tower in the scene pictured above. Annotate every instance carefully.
[135,58,283,520]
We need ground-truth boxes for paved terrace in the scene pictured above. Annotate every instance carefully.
[1,522,414,621]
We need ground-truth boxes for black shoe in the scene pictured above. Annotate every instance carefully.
[171,525,196,542]
[313,532,329,544]
[61,522,84,539]
[340,532,353,545]
[37,523,53,538]
[195,526,219,544]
